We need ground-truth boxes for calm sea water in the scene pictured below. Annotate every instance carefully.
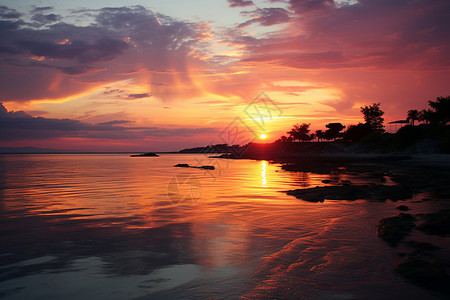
[0,154,447,299]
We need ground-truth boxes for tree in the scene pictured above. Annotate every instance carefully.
[419,109,438,125]
[361,103,385,132]
[343,123,372,142]
[324,123,345,141]
[287,123,313,142]
[315,130,325,142]
[428,96,450,125]
[406,109,419,126]
[276,135,292,143]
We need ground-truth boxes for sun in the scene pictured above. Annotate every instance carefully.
[260,133,267,140]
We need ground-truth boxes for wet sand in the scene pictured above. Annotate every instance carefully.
[271,153,450,297]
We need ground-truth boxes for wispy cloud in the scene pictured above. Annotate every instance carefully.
[227,0,255,8]
[0,5,211,102]
[127,93,152,100]
[0,103,217,141]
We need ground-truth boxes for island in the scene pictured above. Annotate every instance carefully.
[130,152,159,157]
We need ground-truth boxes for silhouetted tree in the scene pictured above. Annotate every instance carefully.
[428,96,450,125]
[406,109,419,126]
[276,135,292,143]
[343,123,372,142]
[361,103,384,132]
[325,123,345,141]
[315,130,325,142]
[288,123,313,142]
[419,109,438,124]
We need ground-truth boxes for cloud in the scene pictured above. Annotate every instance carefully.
[0,5,211,102]
[127,93,152,100]
[31,13,61,25]
[16,34,129,64]
[0,6,22,19]
[0,103,217,141]
[104,89,124,95]
[231,0,450,70]
[97,120,131,126]
[227,0,255,8]
[239,7,291,27]
[31,6,54,13]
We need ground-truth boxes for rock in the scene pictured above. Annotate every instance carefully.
[396,205,409,211]
[376,213,416,243]
[285,184,413,202]
[417,209,450,236]
[173,164,215,170]
[394,258,446,280]
[200,165,215,170]
[286,188,325,202]
[174,163,190,168]
[130,152,158,157]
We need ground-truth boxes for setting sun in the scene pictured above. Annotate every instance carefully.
[260,133,267,140]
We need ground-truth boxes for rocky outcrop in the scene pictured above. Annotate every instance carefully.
[285,184,413,202]
[376,213,416,243]
[174,164,215,170]
[130,152,158,157]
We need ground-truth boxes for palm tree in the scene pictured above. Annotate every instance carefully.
[406,109,419,125]
[419,109,435,124]
[315,130,325,142]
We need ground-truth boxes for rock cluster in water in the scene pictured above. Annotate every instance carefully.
[130,152,159,157]
[174,163,215,170]
[285,184,412,202]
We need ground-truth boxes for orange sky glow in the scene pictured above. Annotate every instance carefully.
[1,0,449,151]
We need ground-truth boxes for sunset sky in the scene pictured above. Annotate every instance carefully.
[1,0,449,151]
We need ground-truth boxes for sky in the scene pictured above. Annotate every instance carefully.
[0,0,449,151]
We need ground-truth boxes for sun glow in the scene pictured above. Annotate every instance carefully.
[260,133,267,139]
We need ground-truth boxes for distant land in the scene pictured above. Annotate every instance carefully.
[0,147,75,154]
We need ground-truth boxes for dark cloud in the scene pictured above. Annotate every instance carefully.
[227,0,255,8]
[239,7,291,27]
[0,5,211,102]
[16,36,129,64]
[289,0,335,13]
[31,6,54,13]
[0,6,22,19]
[127,93,152,100]
[104,89,124,95]
[97,120,131,126]
[0,103,216,141]
[232,0,450,70]
[31,13,61,25]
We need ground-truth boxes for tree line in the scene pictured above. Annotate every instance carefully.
[276,95,450,143]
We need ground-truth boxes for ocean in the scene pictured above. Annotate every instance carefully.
[0,154,446,299]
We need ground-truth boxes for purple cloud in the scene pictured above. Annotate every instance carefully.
[0,103,217,141]
[0,5,211,102]
[227,0,255,8]
[239,7,291,27]
[127,93,152,100]
[230,0,450,70]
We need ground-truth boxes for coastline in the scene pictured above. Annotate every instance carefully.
[253,151,450,296]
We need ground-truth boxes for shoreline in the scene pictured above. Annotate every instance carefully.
[261,152,450,296]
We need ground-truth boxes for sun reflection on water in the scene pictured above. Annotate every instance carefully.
[261,160,267,187]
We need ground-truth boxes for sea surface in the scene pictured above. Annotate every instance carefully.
[0,154,448,299]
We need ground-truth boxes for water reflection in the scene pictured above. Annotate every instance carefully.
[261,160,267,187]
[0,154,445,300]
